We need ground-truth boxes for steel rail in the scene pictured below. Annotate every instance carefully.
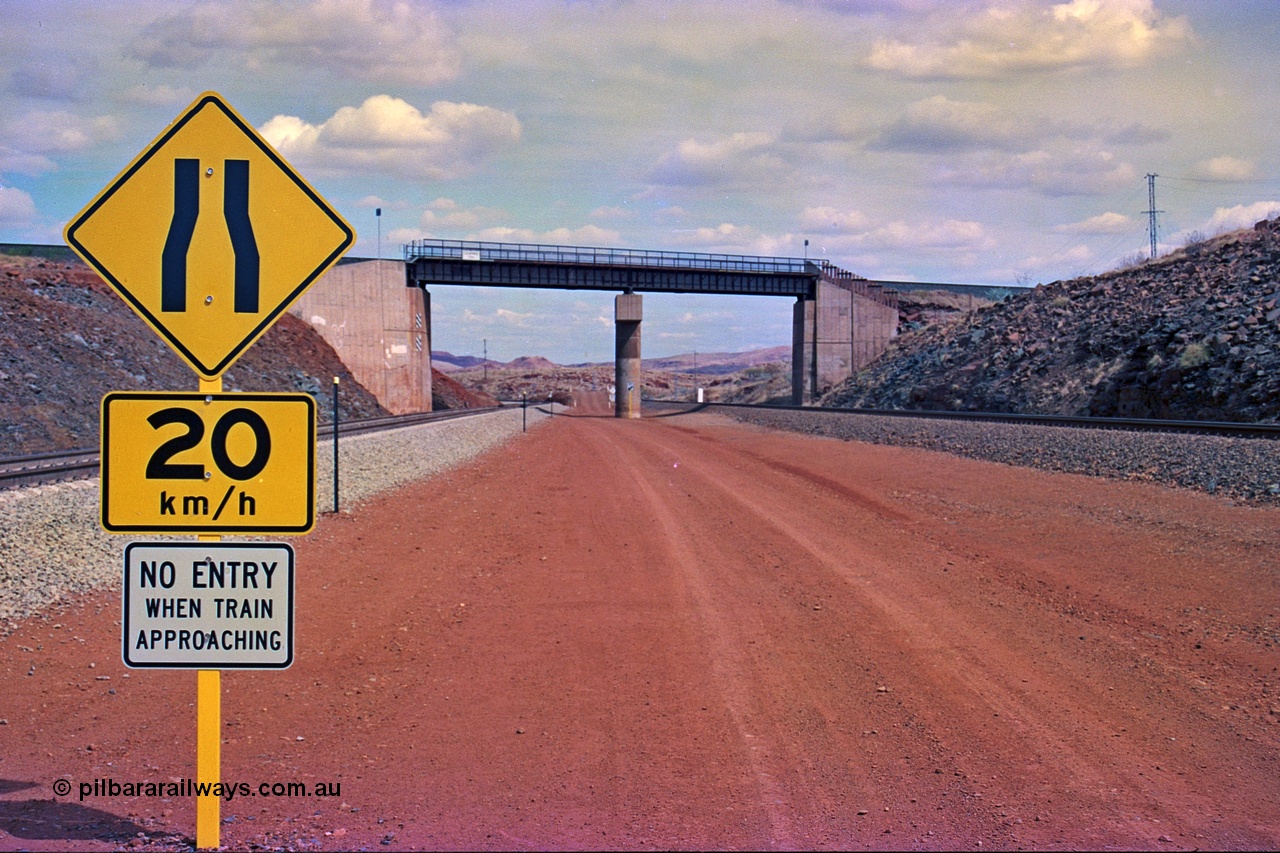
[644,400,1280,440]
[0,405,505,491]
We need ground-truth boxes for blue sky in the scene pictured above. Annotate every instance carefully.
[3,1,1279,363]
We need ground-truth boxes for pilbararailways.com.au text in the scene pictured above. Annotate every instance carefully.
[52,777,342,802]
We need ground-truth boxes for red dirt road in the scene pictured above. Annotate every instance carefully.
[3,405,1279,851]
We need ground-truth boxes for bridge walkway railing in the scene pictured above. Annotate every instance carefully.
[405,238,818,277]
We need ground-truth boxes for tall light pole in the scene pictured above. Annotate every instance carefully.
[483,338,488,384]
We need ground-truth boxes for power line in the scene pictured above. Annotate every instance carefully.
[1162,174,1280,185]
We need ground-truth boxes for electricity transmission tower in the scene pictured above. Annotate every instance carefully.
[1146,173,1163,259]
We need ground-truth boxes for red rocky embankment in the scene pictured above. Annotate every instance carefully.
[825,218,1280,423]
[0,254,389,456]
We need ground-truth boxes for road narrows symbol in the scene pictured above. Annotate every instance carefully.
[162,159,200,312]
[162,158,260,314]
[224,159,260,313]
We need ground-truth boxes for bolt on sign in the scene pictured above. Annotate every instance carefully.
[123,542,295,669]
[101,392,316,534]
[63,91,354,379]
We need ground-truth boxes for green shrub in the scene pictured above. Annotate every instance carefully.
[1178,343,1211,369]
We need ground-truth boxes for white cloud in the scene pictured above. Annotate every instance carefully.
[1198,201,1280,236]
[1054,212,1134,234]
[2,110,121,156]
[865,0,1193,79]
[459,306,540,329]
[870,96,1024,152]
[354,195,412,211]
[686,222,751,243]
[0,110,121,177]
[1192,156,1257,181]
[11,60,89,100]
[0,147,56,177]
[795,206,993,255]
[940,146,1135,196]
[845,219,992,252]
[869,95,1168,159]
[129,0,460,85]
[468,224,621,246]
[0,186,38,225]
[495,308,535,327]
[387,225,427,245]
[260,95,521,181]
[120,84,195,107]
[460,0,816,71]
[540,225,622,246]
[646,132,785,187]
[418,199,505,231]
[800,206,871,233]
[591,206,634,220]
[662,221,809,258]
[1018,243,1095,272]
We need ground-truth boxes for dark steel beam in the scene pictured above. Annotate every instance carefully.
[403,239,820,298]
[407,258,816,297]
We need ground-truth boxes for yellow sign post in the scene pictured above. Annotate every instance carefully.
[64,91,352,850]
[196,380,222,851]
[64,91,353,379]
[101,391,316,534]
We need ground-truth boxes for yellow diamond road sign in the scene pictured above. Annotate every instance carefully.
[64,91,354,378]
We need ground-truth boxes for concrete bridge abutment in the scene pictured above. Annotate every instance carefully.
[791,265,899,404]
[290,259,433,414]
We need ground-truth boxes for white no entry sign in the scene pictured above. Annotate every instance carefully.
[123,542,295,669]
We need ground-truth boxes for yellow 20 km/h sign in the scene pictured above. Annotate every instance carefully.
[101,392,316,534]
[64,91,354,379]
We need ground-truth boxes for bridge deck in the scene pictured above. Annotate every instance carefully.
[404,239,820,297]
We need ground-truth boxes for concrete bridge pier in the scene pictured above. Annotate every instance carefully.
[792,296,812,405]
[615,292,642,418]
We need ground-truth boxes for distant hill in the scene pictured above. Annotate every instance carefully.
[641,345,791,375]
[506,355,558,371]
[432,351,493,372]
[433,345,791,376]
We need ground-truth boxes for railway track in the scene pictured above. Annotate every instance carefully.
[646,400,1280,440]
[0,405,504,491]
[5,400,1274,492]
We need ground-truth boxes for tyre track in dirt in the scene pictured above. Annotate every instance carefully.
[592,414,1123,847]
[571,409,1280,849]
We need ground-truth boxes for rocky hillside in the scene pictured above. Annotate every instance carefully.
[822,217,1280,423]
[446,357,793,406]
[0,253,393,456]
[432,369,499,410]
